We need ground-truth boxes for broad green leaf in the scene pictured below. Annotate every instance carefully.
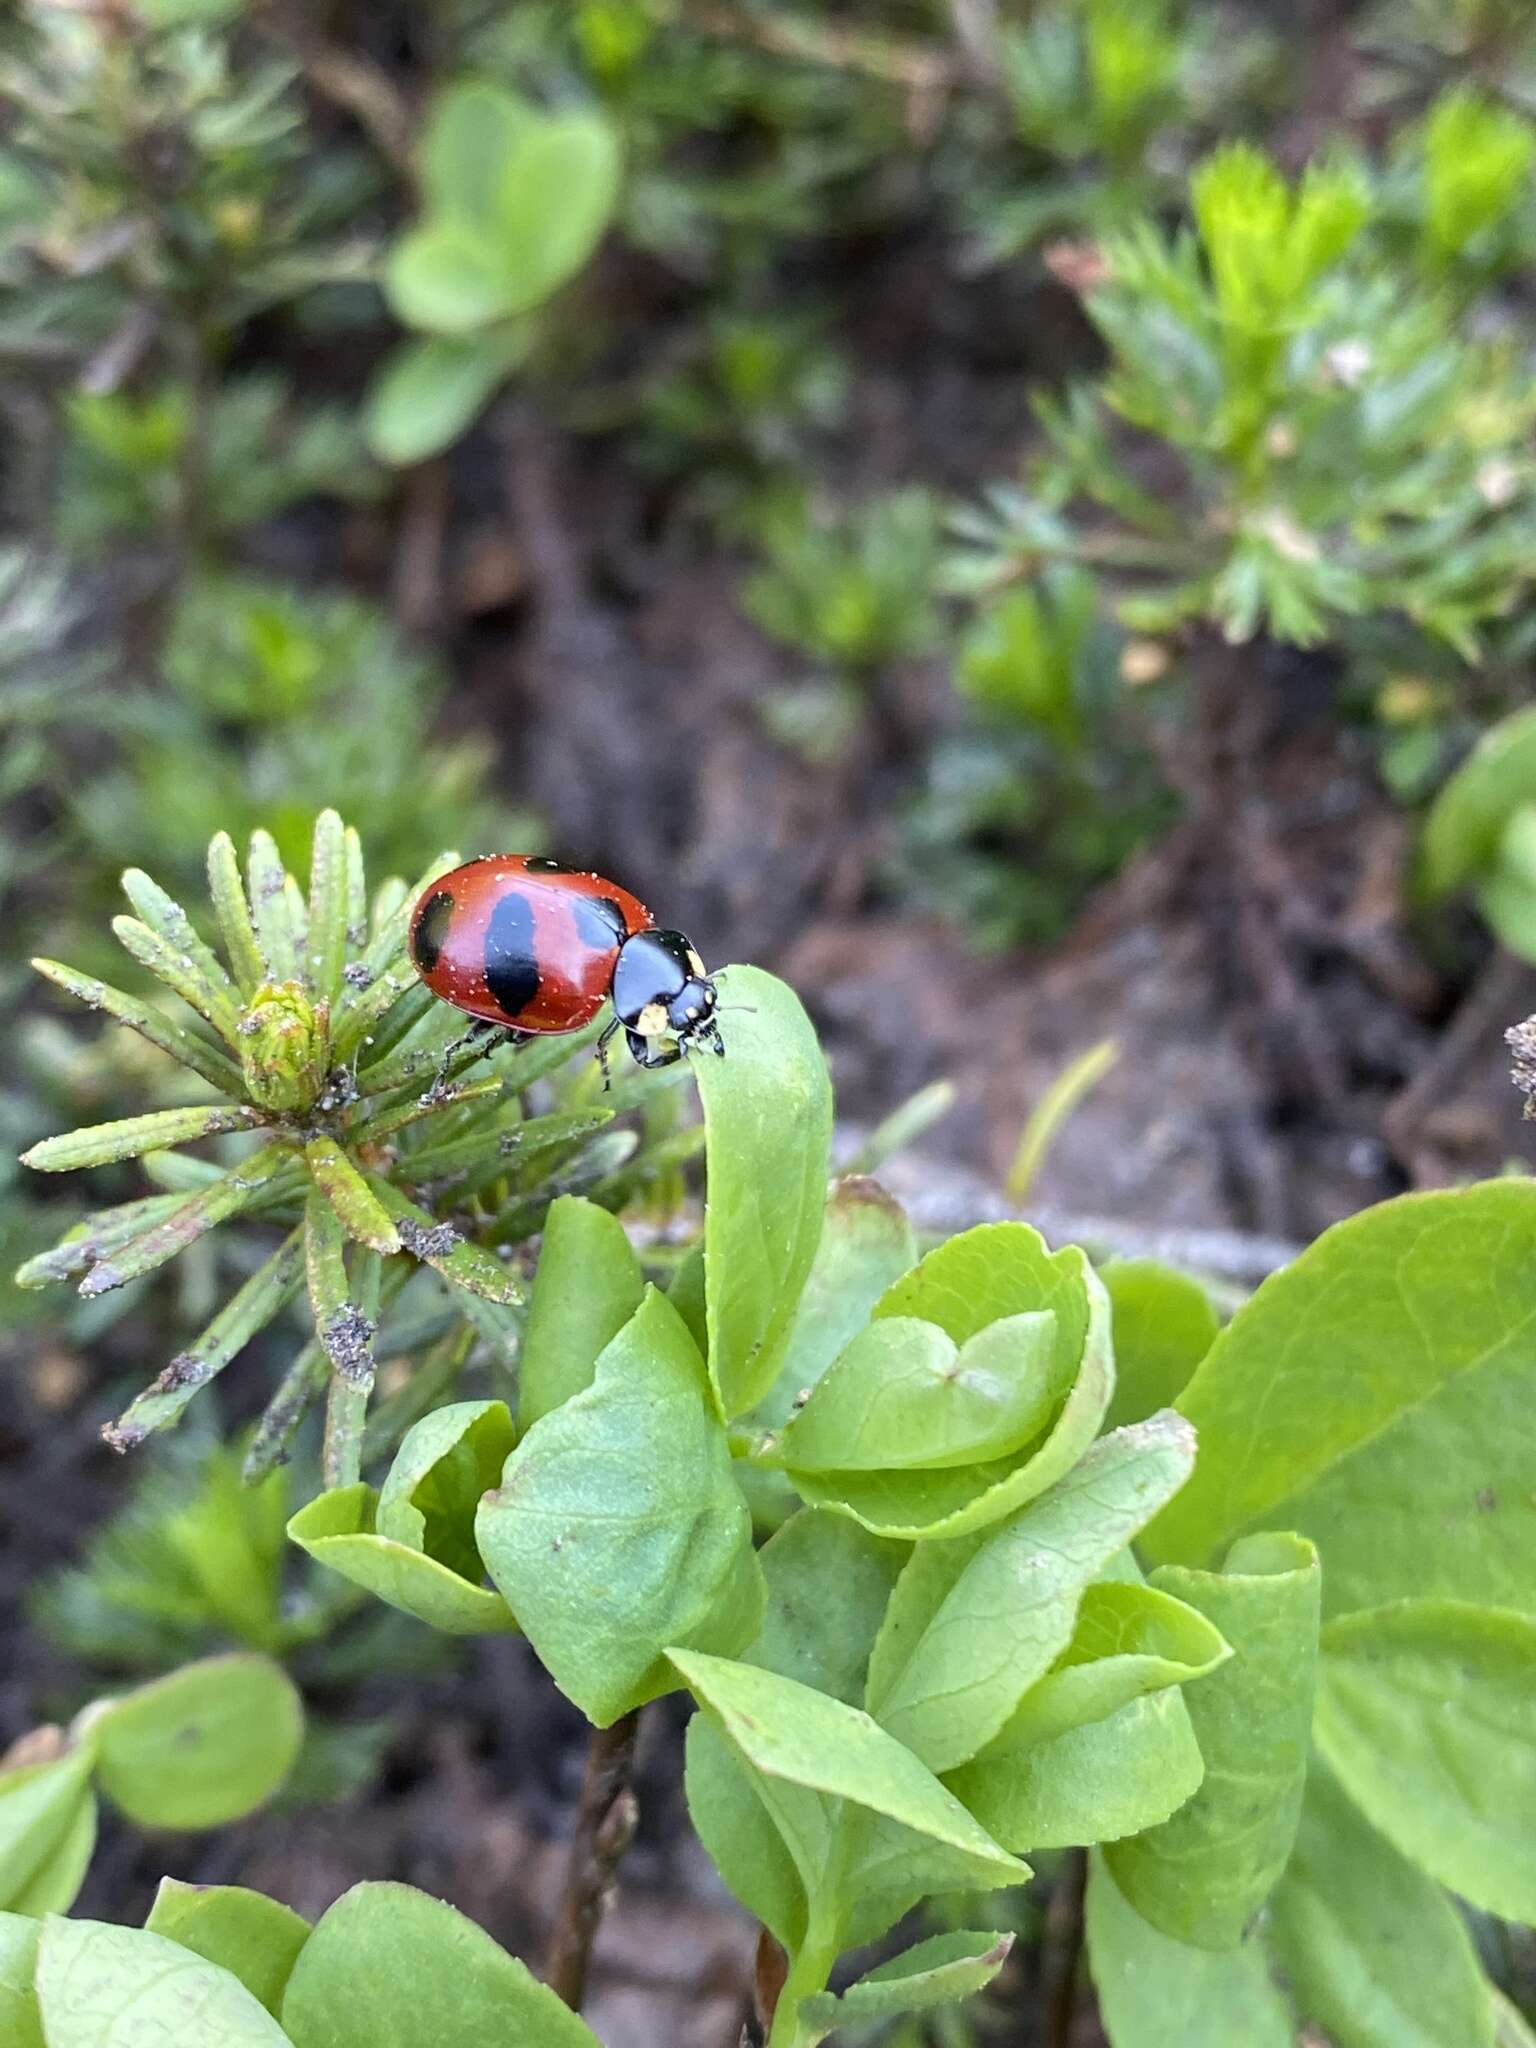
[0,1749,94,1912]
[1419,702,1536,898]
[1100,1259,1220,1431]
[684,1713,807,1951]
[375,1399,514,1589]
[146,1881,310,2018]
[8,1793,95,1917]
[989,1579,1228,1750]
[37,1918,291,2048]
[287,1484,516,1635]
[280,1881,597,2047]
[947,1687,1204,1853]
[490,110,621,315]
[90,1654,303,1829]
[1144,1182,1536,1618]
[1106,1532,1320,1949]
[865,1416,1197,1772]
[0,1911,42,2048]
[695,966,833,1417]
[384,223,519,336]
[418,83,533,230]
[517,1194,643,1427]
[477,1288,760,1722]
[365,331,530,467]
[800,1930,1014,2030]
[670,1650,1026,1889]
[1269,1763,1494,2048]
[746,1175,917,1430]
[747,1509,908,1705]
[1314,1598,1536,1923]
[1495,1991,1536,2048]
[771,1311,1060,1472]
[789,1224,1114,1539]
[1086,1855,1294,2048]
[21,1103,258,1174]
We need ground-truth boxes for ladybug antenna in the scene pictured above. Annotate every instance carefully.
[714,1002,757,1017]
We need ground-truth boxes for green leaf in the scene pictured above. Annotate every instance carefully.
[0,1912,43,2048]
[29,957,243,1094]
[685,1713,808,1951]
[671,1650,1027,1889]
[788,1224,1114,1539]
[772,1311,1060,1473]
[145,1880,310,2018]
[865,1416,1197,1772]
[517,1193,643,1427]
[376,1401,516,1583]
[247,830,302,983]
[36,1918,291,2047]
[418,82,533,225]
[695,966,833,1418]
[980,1577,1228,1751]
[305,1194,371,1388]
[8,1793,94,1917]
[1313,1598,1536,1924]
[280,1881,599,2047]
[477,1288,760,1721]
[207,831,267,997]
[363,1180,523,1305]
[1268,1762,1495,2048]
[304,1139,401,1257]
[1086,1855,1294,2048]
[0,1750,95,1913]
[385,224,520,336]
[947,1685,1204,1853]
[90,1654,303,1829]
[1100,1259,1220,1432]
[288,1485,516,1635]
[304,810,349,1006]
[21,1103,258,1174]
[119,866,244,1040]
[746,1176,917,1430]
[491,109,621,314]
[747,1509,908,1706]
[800,1929,1014,2030]
[77,1141,296,1301]
[1420,703,1536,898]
[1495,1991,1536,2048]
[366,332,531,467]
[104,1224,306,1449]
[1105,1532,1320,1949]
[1143,1182,1536,1618]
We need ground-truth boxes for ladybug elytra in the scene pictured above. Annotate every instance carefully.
[408,855,724,1082]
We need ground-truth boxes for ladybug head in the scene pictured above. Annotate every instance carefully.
[612,929,724,1057]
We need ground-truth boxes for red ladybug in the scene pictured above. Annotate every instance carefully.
[408,855,723,1079]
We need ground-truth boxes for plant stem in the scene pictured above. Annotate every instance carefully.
[543,1708,644,2010]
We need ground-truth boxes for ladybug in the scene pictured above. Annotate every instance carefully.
[407,855,724,1082]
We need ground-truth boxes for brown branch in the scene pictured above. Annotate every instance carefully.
[543,1708,644,2011]
[255,3,417,180]
[680,1,953,92]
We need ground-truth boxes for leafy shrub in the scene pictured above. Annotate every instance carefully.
[13,816,1536,2042]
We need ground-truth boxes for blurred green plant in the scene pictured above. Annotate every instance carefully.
[1419,702,1536,957]
[366,81,621,464]
[0,1650,302,1915]
[743,486,944,672]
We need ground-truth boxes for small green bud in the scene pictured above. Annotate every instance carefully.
[239,981,329,1114]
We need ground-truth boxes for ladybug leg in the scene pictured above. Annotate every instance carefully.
[625,1028,682,1072]
[424,1018,515,1101]
[595,1016,622,1092]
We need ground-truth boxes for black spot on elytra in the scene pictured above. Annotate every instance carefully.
[411,890,455,974]
[524,856,578,873]
[483,889,540,1019]
[573,895,629,951]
